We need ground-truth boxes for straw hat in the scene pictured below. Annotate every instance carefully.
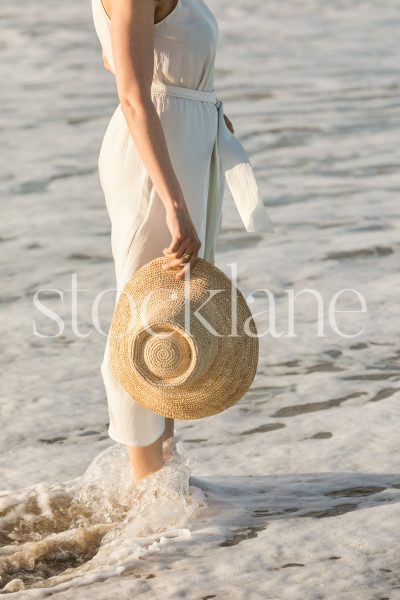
[109,256,259,420]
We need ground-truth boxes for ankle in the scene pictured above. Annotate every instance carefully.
[132,459,163,484]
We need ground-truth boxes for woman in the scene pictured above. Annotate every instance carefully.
[91,0,272,485]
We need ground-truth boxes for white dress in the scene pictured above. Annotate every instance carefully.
[91,0,274,447]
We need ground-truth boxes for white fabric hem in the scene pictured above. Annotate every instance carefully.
[107,420,166,448]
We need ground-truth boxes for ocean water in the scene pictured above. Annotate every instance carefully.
[1,0,400,597]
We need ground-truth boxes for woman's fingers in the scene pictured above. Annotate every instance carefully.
[165,237,192,259]
[162,208,201,279]
[162,239,201,279]
[174,251,199,281]
[163,244,197,269]
[163,255,191,270]
[163,236,182,255]
[165,238,200,259]
[175,260,192,281]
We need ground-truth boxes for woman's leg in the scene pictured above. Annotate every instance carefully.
[127,418,174,482]
[128,432,164,482]
[161,417,175,443]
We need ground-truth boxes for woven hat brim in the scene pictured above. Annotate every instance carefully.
[109,257,259,419]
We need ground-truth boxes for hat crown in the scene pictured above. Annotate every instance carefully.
[143,330,190,379]
[132,321,220,388]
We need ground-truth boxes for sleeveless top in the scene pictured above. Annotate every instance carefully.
[92,0,218,92]
[91,0,274,235]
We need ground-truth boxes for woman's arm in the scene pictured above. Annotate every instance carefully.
[110,0,201,280]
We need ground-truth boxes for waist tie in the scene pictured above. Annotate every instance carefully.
[150,81,274,233]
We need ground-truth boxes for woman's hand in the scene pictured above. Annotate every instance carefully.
[162,203,201,281]
[223,113,234,133]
